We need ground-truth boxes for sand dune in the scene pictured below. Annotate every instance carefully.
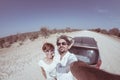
[0,30,120,80]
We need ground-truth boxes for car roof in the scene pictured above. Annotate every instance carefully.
[72,37,98,49]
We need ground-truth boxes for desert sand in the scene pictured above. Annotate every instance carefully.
[0,30,120,80]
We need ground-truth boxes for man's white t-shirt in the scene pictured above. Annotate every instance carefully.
[55,51,77,80]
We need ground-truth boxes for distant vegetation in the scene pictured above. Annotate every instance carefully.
[90,28,120,37]
[0,27,120,49]
[0,27,80,48]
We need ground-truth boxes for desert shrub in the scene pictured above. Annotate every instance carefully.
[0,36,13,48]
[100,29,108,34]
[11,35,18,43]
[4,35,18,44]
[2,42,11,48]
[72,28,81,31]
[91,28,101,32]
[29,32,39,41]
[65,27,72,32]
[0,45,2,48]
[40,27,50,38]
[17,33,26,41]
[118,32,120,37]
[50,28,58,34]
[58,29,66,33]
[109,28,119,36]
[0,38,5,48]
[3,36,13,44]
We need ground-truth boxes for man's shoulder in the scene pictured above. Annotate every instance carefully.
[68,52,77,61]
[68,51,76,56]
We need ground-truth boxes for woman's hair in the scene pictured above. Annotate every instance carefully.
[56,35,71,46]
[42,42,54,52]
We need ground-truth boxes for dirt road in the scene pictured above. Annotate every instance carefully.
[0,30,120,80]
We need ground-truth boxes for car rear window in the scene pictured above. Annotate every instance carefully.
[69,46,99,65]
[73,37,97,47]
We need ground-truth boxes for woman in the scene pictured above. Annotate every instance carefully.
[38,42,57,80]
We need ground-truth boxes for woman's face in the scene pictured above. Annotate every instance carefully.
[44,49,54,59]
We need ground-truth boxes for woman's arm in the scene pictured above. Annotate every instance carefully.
[41,67,47,79]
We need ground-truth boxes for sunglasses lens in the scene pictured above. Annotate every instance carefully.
[57,43,60,46]
[57,42,67,46]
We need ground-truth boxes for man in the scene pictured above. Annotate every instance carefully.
[55,35,77,80]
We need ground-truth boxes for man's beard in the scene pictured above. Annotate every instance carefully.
[58,47,66,54]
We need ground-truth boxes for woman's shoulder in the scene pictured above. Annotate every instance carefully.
[38,59,45,67]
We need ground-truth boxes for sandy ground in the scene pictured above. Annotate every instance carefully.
[0,30,120,80]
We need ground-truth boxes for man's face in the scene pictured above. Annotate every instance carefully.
[57,39,69,54]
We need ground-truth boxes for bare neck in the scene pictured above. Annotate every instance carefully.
[60,51,67,60]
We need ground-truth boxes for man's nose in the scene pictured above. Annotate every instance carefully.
[59,44,62,46]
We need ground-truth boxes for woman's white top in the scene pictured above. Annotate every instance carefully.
[38,59,57,80]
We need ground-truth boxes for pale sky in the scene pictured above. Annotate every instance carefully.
[0,0,120,37]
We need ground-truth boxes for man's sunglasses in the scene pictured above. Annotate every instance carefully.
[57,42,67,46]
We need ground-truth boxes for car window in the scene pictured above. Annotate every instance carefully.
[69,46,99,65]
[73,37,97,48]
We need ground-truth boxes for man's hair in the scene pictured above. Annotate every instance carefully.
[56,35,71,46]
[42,42,54,52]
